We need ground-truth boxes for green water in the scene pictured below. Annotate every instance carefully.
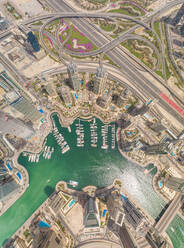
[0,114,182,247]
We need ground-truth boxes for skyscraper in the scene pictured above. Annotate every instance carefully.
[84,197,100,228]
[107,191,125,226]
[67,61,80,91]
[27,31,40,52]
[141,142,169,155]
[181,23,184,36]
[164,176,184,193]
[60,85,72,106]
[96,90,112,109]
[93,65,107,95]
[146,121,166,133]
[172,3,184,26]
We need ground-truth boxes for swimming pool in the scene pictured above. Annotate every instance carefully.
[39,220,51,228]
[121,193,128,201]
[125,104,130,110]
[159,181,163,188]
[102,209,107,217]
[68,199,75,207]
[17,172,22,180]
[7,163,13,171]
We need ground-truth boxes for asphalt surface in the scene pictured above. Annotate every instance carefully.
[41,0,184,126]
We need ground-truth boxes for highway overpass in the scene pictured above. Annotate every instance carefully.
[154,193,183,234]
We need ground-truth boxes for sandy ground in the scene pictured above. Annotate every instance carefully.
[65,203,84,235]
[10,0,45,16]
[22,55,60,77]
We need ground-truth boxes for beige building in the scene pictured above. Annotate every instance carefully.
[0,86,5,100]
[93,66,107,95]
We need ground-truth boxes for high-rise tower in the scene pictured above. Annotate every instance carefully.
[93,65,107,95]
[84,197,100,228]
[60,85,72,106]
[164,176,184,193]
[67,61,80,91]
[172,3,184,26]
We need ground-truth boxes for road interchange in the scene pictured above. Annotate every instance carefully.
[3,0,184,126]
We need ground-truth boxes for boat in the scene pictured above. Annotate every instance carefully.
[91,143,97,147]
[43,151,46,158]
[69,180,78,187]
[62,145,70,154]
[101,144,108,149]
[36,154,40,163]
[68,126,71,132]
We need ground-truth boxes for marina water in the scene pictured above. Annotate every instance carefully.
[0,114,183,247]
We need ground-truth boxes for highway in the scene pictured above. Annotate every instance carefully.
[21,13,149,29]
[1,0,184,126]
[38,0,184,126]
[20,1,184,106]
[154,193,182,234]
[38,22,161,71]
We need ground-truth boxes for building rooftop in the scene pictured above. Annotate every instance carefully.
[96,66,106,78]
[4,90,21,104]
[84,197,100,228]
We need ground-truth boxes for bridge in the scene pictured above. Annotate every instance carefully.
[154,193,183,234]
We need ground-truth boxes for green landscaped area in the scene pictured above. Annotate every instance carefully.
[100,23,116,32]
[108,3,145,17]
[153,21,161,38]
[167,215,184,248]
[44,19,61,36]
[43,35,53,50]
[58,25,70,43]
[88,0,107,3]
[165,59,172,80]
[64,25,98,52]
[32,21,43,26]
[155,70,164,79]
[122,40,158,70]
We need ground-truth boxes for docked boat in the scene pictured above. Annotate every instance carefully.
[69,180,78,187]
